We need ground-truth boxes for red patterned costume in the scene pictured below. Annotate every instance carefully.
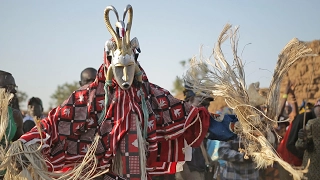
[19,63,209,179]
[15,4,210,178]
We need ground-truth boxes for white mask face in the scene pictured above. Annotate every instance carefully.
[112,50,136,90]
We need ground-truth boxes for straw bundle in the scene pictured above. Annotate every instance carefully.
[184,24,312,180]
[0,125,109,180]
[0,89,14,149]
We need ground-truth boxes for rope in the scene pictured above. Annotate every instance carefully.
[98,66,112,125]
[139,89,149,139]
[136,114,147,180]
[164,113,202,152]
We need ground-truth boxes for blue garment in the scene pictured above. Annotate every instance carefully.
[207,139,226,166]
[207,114,237,141]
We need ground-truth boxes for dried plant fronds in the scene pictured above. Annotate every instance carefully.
[266,38,314,122]
[0,132,109,180]
[0,89,14,149]
[184,24,313,180]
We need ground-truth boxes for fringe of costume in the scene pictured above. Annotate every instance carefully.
[184,24,313,180]
[1,121,110,180]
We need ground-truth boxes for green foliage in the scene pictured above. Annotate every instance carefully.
[172,76,184,93]
[172,58,211,95]
[50,81,79,107]
[171,59,191,94]
[16,90,28,105]
[179,60,186,68]
[179,59,192,68]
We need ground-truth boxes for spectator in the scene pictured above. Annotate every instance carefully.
[295,99,320,180]
[276,81,300,180]
[79,67,97,86]
[0,70,24,141]
[218,136,259,180]
[22,97,44,133]
[175,86,214,180]
[0,70,24,178]
[286,100,318,160]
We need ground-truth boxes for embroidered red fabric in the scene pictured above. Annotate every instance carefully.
[19,63,210,179]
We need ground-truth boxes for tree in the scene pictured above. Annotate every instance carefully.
[16,90,28,107]
[50,81,79,107]
[172,76,184,94]
[171,59,191,94]
[172,58,212,101]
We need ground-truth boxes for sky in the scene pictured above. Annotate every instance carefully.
[1,0,319,111]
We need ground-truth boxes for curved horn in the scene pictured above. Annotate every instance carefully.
[123,4,133,47]
[105,66,114,84]
[134,64,142,83]
[104,6,121,49]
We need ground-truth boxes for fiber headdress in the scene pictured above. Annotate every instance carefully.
[184,24,313,180]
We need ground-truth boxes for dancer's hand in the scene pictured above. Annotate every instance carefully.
[298,129,306,139]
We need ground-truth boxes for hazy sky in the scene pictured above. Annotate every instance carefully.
[1,0,319,111]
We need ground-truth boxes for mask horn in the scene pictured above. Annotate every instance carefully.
[105,66,114,84]
[134,64,142,83]
[104,6,121,49]
[123,5,133,48]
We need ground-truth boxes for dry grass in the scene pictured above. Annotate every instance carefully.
[183,24,313,180]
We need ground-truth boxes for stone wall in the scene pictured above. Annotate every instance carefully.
[280,40,320,105]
